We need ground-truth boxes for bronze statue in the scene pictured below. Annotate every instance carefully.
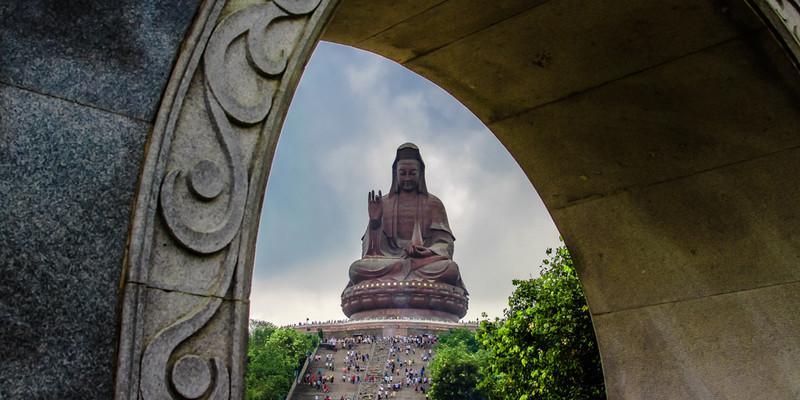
[341,143,468,321]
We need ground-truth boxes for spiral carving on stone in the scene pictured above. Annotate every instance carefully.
[140,298,230,400]
[159,81,248,255]
[160,0,320,254]
[204,2,296,125]
[139,237,239,400]
[140,2,323,399]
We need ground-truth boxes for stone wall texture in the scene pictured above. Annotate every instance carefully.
[0,0,200,397]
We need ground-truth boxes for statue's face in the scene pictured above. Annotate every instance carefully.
[396,160,421,192]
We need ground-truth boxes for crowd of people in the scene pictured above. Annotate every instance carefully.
[373,336,436,399]
[297,334,438,400]
[302,335,376,394]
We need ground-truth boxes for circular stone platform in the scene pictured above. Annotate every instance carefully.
[341,280,468,322]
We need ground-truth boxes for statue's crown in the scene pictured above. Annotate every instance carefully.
[396,142,421,161]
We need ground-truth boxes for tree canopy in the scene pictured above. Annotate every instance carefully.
[245,322,318,400]
[428,341,486,400]
[477,245,605,400]
[437,327,480,353]
[429,245,604,400]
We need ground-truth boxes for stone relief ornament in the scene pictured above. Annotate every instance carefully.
[158,81,247,255]
[114,1,338,399]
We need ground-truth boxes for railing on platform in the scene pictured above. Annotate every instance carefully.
[284,343,319,400]
[283,317,480,330]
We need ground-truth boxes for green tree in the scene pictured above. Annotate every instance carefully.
[438,327,480,353]
[248,320,276,349]
[246,343,295,400]
[245,324,318,400]
[477,244,605,400]
[428,344,486,400]
[266,327,318,366]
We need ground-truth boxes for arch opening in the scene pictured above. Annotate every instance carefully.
[248,41,562,326]
[246,41,588,399]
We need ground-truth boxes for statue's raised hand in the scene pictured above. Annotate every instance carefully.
[368,190,383,222]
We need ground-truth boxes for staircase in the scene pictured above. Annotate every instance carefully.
[288,340,374,400]
[287,337,434,400]
[355,340,390,400]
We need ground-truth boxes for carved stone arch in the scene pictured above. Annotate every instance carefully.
[112,0,800,399]
[113,1,339,399]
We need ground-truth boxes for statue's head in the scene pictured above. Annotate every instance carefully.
[391,143,427,194]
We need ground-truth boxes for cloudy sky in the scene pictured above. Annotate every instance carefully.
[249,42,561,325]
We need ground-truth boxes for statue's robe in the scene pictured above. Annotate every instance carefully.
[348,192,467,292]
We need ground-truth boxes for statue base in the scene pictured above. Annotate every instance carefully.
[341,280,468,322]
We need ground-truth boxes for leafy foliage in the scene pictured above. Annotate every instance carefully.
[438,327,480,353]
[248,320,277,349]
[477,245,605,400]
[428,343,486,400]
[245,323,319,400]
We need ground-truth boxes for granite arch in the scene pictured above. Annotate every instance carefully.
[117,0,800,399]
[1,0,798,399]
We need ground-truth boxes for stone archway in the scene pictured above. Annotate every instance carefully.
[113,1,340,398]
[107,0,800,399]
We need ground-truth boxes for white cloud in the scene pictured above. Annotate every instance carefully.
[345,55,385,93]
